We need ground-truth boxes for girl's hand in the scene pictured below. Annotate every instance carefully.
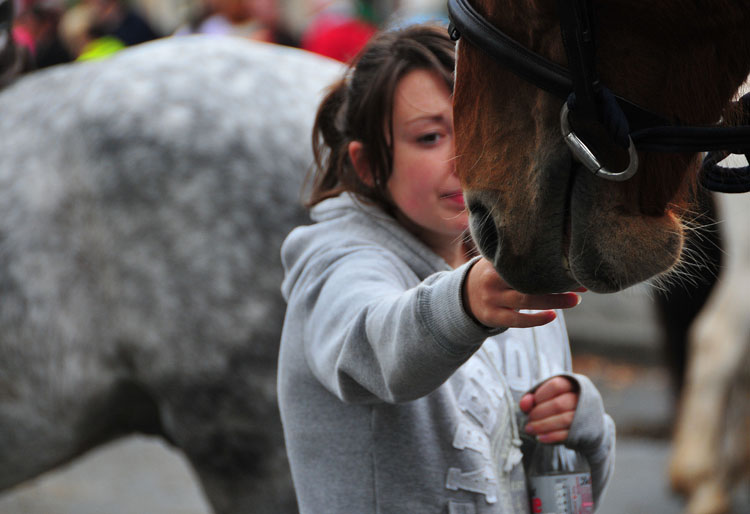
[519,376,579,443]
[463,258,582,329]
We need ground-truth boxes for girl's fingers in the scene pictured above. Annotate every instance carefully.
[522,377,579,439]
[519,393,535,414]
[524,411,575,436]
[536,429,569,444]
[498,309,557,329]
[463,258,583,328]
[481,293,580,328]
[525,392,578,421]
[508,291,581,311]
[533,376,577,404]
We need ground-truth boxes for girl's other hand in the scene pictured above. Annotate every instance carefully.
[519,376,579,443]
[463,258,582,329]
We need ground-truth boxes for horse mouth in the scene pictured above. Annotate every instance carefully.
[467,189,577,293]
[470,197,572,274]
[465,158,684,294]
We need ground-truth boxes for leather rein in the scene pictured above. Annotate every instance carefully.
[447,0,750,193]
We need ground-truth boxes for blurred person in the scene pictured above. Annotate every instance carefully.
[58,2,124,61]
[0,0,26,84]
[173,0,278,42]
[12,0,72,70]
[174,0,249,36]
[385,0,448,29]
[246,0,297,46]
[84,0,160,46]
[299,0,376,62]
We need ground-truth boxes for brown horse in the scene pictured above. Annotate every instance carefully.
[450,1,750,513]
[452,0,750,295]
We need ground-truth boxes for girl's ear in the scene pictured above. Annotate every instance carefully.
[348,141,374,187]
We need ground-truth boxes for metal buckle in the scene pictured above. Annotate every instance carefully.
[560,103,639,181]
[448,22,461,41]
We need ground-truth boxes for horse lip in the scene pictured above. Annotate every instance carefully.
[466,182,578,293]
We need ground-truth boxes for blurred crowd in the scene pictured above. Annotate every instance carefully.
[11,0,449,72]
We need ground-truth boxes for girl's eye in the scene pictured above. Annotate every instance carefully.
[417,132,442,144]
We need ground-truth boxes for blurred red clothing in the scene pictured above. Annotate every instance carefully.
[301,13,376,63]
[12,26,36,56]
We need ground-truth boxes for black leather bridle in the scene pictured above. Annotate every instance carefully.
[447,0,750,193]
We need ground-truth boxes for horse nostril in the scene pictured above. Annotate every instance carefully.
[468,202,499,260]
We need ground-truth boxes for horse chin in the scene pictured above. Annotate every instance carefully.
[466,165,684,295]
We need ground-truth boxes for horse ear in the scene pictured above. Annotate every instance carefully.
[348,141,375,187]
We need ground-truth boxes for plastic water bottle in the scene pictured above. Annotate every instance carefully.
[526,443,594,514]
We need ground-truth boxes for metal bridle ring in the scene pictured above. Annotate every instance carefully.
[560,103,639,181]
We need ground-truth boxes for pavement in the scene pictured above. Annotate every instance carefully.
[0,284,695,514]
[0,433,687,514]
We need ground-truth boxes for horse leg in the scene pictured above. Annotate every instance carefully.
[722,358,750,510]
[0,405,81,490]
[0,372,161,491]
[188,454,297,514]
[156,363,296,514]
[669,268,750,514]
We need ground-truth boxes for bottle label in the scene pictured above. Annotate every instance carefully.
[528,472,594,514]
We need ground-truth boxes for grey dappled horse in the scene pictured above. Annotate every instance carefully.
[0,35,342,513]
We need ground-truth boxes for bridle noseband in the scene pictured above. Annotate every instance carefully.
[447,0,750,193]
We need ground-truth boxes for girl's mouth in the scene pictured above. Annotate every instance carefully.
[441,191,465,208]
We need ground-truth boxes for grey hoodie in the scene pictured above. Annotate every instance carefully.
[278,193,615,514]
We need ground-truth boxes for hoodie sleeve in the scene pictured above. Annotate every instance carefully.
[293,247,501,404]
[564,372,616,511]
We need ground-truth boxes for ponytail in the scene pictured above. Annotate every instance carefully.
[305,80,350,208]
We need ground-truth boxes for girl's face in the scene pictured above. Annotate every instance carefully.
[387,69,468,256]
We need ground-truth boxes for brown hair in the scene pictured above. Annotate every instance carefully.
[305,24,456,212]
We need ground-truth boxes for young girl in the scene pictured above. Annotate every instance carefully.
[278,24,615,514]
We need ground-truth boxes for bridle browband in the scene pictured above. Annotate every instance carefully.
[447,0,750,192]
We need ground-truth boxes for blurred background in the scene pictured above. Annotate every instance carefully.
[10,0,450,70]
[3,0,749,512]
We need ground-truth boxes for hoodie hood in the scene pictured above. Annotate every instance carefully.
[280,193,450,300]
